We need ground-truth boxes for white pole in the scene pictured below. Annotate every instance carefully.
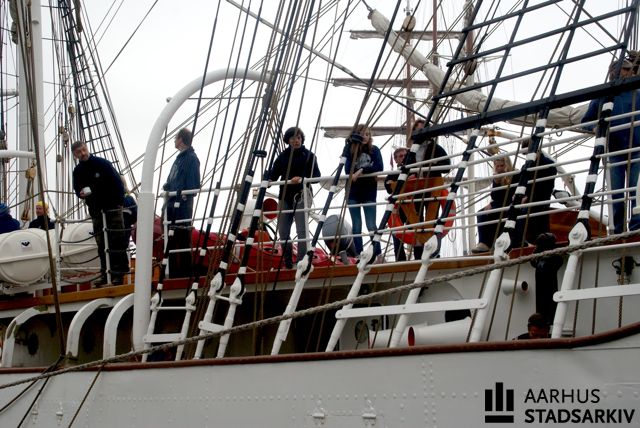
[389,234,439,347]
[552,222,588,338]
[134,68,269,351]
[469,231,510,342]
[16,5,29,209]
[16,0,47,202]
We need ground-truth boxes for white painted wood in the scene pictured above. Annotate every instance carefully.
[555,284,640,302]
[336,298,486,319]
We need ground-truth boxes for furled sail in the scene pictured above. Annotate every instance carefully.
[368,9,588,128]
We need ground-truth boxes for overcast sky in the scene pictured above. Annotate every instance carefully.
[16,0,628,252]
[82,0,623,162]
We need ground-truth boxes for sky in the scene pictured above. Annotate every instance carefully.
[80,0,624,169]
[4,0,633,252]
[81,1,479,164]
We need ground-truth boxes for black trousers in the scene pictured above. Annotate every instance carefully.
[92,207,129,278]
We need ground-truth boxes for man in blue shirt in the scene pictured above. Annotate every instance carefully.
[582,59,640,234]
[162,128,201,277]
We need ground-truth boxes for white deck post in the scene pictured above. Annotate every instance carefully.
[552,222,588,338]
[469,231,510,342]
[389,234,439,347]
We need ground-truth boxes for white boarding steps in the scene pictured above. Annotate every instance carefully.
[142,283,198,362]
[193,273,243,359]
[325,236,504,350]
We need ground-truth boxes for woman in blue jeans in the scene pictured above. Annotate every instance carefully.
[343,124,383,260]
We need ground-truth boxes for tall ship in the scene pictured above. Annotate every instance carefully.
[0,0,638,426]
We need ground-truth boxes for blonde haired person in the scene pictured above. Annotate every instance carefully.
[342,124,383,260]
[471,156,519,253]
[29,201,55,230]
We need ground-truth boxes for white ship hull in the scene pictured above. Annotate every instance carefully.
[0,329,638,427]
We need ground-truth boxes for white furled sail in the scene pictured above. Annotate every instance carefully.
[368,9,588,128]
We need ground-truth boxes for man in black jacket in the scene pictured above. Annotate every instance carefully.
[72,141,129,286]
[269,127,321,268]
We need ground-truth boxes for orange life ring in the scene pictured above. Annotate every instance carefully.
[387,177,455,245]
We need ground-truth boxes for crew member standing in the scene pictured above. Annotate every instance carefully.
[163,128,201,277]
[582,59,640,234]
[269,126,321,269]
[72,141,129,286]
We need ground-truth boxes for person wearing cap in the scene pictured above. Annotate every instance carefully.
[72,140,129,286]
[0,203,20,234]
[162,127,201,278]
[582,58,640,234]
[29,201,55,230]
[269,126,321,269]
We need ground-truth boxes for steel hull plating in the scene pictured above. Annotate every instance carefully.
[0,330,638,427]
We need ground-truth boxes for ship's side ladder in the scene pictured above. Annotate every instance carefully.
[193,275,242,359]
[141,283,197,361]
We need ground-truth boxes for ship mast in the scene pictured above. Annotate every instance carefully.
[14,0,47,216]
[404,0,415,143]
[323,2,460,139]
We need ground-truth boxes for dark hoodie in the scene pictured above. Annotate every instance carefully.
[269,145,321,205]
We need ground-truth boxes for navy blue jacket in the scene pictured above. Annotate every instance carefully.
[269,145,321,205]
[73,155,124,217]
[582,90,640,152]
[0,212,20,234]
[163,146,200,220]
[29,216,55,230]
[343,144,383,202]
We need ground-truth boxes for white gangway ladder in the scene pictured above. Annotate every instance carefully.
[193,273,243,359]
[141,283,198,362]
